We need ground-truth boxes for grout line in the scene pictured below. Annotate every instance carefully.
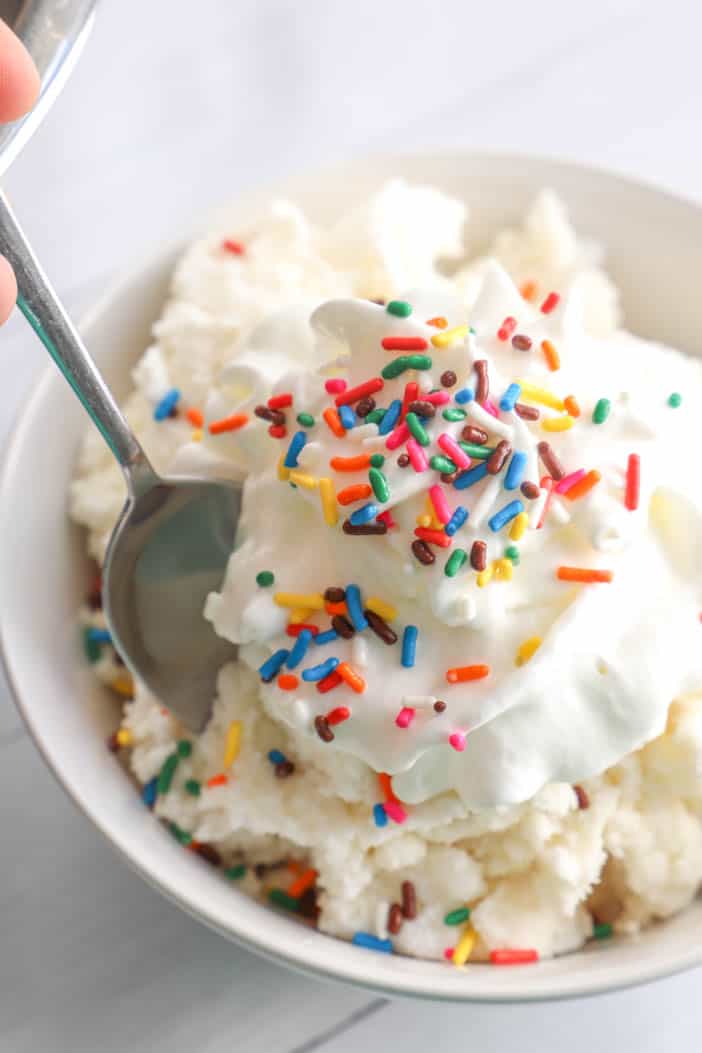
[286,998,390,1053]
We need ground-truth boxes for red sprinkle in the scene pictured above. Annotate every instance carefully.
[317,670,343,694]
[401,381,419,420]
[277,673,299,691]
[326,706,351,725]
[324,378,347,395]
[490,949,539,965]
[497,317,517,341]
[540,291,560,314]
[376,509,397,529]
[381,336,428,351]
[268,424,287,439]
[222,239,244,255]
[286,624,319,638]
[414,527,452,548]
[206,774,229,788]
[268,393,293,410]
[625,453,640,511]
[335,377,384,407]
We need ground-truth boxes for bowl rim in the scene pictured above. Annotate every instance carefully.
[4,149,702,1003]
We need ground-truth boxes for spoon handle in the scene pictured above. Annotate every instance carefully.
[0,190,157,495]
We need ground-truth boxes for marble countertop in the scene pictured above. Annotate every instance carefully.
[2,1,701,1049]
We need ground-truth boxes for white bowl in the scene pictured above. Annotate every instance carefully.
[3,153,702,1002]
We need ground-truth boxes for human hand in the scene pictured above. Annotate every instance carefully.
[0,20,39,323]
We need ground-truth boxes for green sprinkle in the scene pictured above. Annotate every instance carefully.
[256,570,275,587]
[386,300,412,317]
[296,412,315,427]
[369,453,385,468]
[405,412,430,446]
[668,392,682,408]
[381,354,432,380]
[593,922,613,940]
[442,407,467,422]
[83,627,101,664]
[169,822,192,845]
[365,408,386,425]
[444,907,471,926]
[592,398,611,424]
[430,454,457,473]
[504,545,520,565]
[157,753,179,795]
[177,739,192,758]
[445,548,468,577]
[459,442,495,460]
[407,353,432,370]
[268,888,300,912]
[185,779,201,797]
[369,467,390,503]
[225,864,246,881]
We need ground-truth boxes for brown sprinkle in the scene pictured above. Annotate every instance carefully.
[407,400,435,419]
[537,440,565,481]
[440,370,457,388]
[474,359,489,403]
[487,439,512,475]
[387,903,404,935]
[275,760,295,778]
[433,700,447,713]
[365,609,398,645]
[461,425,488,445]
[440,470,458,485]
[254,404,285,426]
[331,614,355,639]
[194,843,222,866]
[514,402,540,421]
[401,880,417,919]
[343,519,388,536]
[397,453,411,468]
[574,785,590,810]
[107,731,120,753]
[298,886,320,921]
[411,539,436,566]
[314,716,334,743]
[512,333,532,351]
[324,586,346,603]
[470,539,487,571]
[520,481,540,500]
[356,397,376,418]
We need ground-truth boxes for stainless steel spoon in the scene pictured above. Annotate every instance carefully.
[0,191,240,730]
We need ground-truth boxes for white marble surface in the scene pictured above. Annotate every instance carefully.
[2,1,702,1049]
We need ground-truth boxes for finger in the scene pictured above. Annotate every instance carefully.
[0,20,40,122]
[0,254,17,323]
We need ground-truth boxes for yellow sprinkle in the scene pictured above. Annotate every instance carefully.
[319,477,339,526]
[516,380,564,412]
[274,592,326,610]
[111,675,134,698]
[191,429,203,442]
[277,455,291,482]
[476,566,493,588]
[416,514,432,527]
[115,727,133,747]
[493,558,513,581]
[516,636,542,666]
[509,511,529,541]
[541,414,574,432]
[366,597,397,621]
[431,324,469,349]
[289,470,319,490]
[452,925,477,966]
[224,720,242,767]
[288,608,315,624]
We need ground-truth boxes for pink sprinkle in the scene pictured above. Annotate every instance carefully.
[385,421,410,451]
[396,707,416,729]
[407,439,429,473]
[325,378,347,394]
[423,390,451,406]
[384,800,408,824]
[377,509,397,529]
[449,732,466,752]
[428,485,451,525]
[437,433,470,470]
[555,469,586,494]
[483,398,500,418]
[443,947,455,961]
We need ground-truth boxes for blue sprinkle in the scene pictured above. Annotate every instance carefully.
[301,657,340,682]
[286,629,313,669]
[338,404,357,430]
[454,388,474,405]
[153,388,180,421]
[345,584,368,631]
[268,749,287,766]
[378,398,402,436]
[142,777,158,808]
[349,502,379,526]
[504,451,528,491]
[488,499,525,533]
[283,430,307,469]
[352,932,394,954]
[87,628,112,644]
[373,803,388,828]
[314,629,339,646]
[444,505,469,537]
[453,461,488,490]
[402,625,418,668]
[258,649,290,682]
[499,383,521,412]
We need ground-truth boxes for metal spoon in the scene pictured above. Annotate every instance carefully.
[0,191,239,730]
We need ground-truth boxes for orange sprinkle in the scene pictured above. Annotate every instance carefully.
[564,394,581,417]
[277,673,299,691]
[209,413,248,435]
[323,407,345,438]
[336,662,366,694]
[446,664,490,684]
[556,567,613,583]
[540,338,560,371]
[337,483,373,506]
[206,774,229,788]
[288,868,318,899]
[520,279,538,302]
[287,859,304,875]
[330,453,371,472]
[379,772,400,805]
[325,601,347,616]
[564,469,601,501]
[186,407,204,427]
[426,316,448,329]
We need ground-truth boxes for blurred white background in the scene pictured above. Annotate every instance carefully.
[1,1,701,1050]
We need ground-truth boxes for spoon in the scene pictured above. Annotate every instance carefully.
[0,191,240,730]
